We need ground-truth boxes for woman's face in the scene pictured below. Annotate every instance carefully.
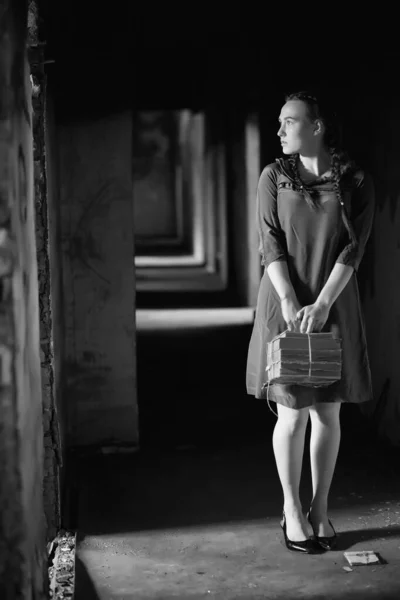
[277,100,318,155]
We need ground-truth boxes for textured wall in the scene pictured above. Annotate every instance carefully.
[31,59,62,539]
[58,112,138,447]
[0,1,47,597]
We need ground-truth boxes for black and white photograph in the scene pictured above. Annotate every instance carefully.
[1,2,399,599]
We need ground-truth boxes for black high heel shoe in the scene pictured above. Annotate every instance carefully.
[280,512,320,554]
[307,510,337,551]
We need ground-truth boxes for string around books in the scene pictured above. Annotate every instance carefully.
[264,329,315,418]
[265,329,289,417]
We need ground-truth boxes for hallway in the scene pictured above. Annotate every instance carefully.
[74,421,400,599]
[4,4,400,598]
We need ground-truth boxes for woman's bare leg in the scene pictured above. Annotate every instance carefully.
[309,402,341,536]
[273,403,310,540]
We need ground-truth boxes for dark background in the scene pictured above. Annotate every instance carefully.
[37,2,398,448]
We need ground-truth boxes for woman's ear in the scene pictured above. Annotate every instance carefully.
[314,119,324,136]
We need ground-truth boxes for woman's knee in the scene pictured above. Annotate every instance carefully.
[276,404,309,432]
[309,402,341,426]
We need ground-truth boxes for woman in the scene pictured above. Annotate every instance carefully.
[246,91,375,553]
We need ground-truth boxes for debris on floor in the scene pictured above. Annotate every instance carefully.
[48,530,77,599]
[344,550,384,566]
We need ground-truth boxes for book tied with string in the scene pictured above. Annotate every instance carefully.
[266,331,342,386]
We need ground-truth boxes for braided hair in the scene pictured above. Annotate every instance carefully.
[284,91,357,246]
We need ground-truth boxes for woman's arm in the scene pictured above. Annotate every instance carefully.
[267,260,297,302]
[257,165,287,268]
[257,165,301,330]
[267,261,302,331]
[315,263,354,310]
[298,170,375,334]
[336,171,375,271]
[297,264,354,334]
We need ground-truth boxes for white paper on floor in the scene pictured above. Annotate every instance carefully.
[344,551,383,566]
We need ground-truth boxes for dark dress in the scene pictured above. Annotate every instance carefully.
[246,158,375,409]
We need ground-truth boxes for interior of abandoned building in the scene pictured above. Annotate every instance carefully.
[1,2,400,599]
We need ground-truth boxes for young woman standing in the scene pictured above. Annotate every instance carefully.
[246,91,375,553]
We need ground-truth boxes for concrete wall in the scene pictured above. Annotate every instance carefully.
[32,64,63,539]
[44,89,67,526]
[57,111,138,448]
[0,1,47,597]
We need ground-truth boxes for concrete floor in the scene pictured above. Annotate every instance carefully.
[74,423,400,600]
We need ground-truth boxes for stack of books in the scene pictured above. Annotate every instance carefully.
[266,331,342,386]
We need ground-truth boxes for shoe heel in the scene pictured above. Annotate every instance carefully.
[280,510,320,554]
[307,508,337,551]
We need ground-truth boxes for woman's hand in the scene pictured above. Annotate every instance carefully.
[281,298,302,332]
[296,302,330,334]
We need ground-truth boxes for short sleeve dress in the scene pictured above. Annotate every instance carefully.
[246,158,376,409]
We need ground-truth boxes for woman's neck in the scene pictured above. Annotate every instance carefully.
[298,149,332,179]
